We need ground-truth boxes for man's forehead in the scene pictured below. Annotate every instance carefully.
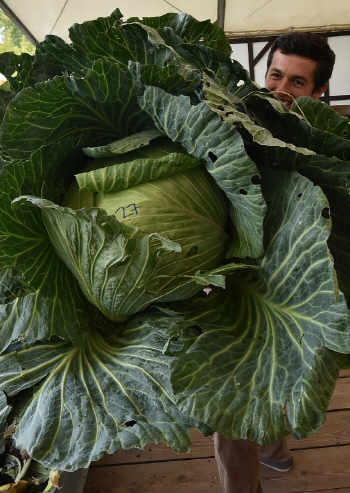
[269,50,317,80]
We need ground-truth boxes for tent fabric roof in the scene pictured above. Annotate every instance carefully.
[2,0,350,44]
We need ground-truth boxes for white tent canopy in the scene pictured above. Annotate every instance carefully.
[2,0,350,44]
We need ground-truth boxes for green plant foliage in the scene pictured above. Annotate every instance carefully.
[0,7,349,489]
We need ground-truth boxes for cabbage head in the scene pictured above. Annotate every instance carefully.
[65,143,228,296]
[0,7,349,482]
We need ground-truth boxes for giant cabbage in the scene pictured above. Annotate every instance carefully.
[0,7,349,489]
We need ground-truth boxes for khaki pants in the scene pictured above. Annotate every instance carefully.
[214,434,290,493]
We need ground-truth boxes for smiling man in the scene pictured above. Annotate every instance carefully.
[265,32,335,108]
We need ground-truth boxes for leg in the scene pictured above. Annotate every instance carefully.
[259,438,293,472]
[214,433,263,493]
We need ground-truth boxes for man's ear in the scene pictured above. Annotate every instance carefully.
[311,82,328,100]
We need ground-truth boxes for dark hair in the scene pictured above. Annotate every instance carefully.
[266,32,335,92]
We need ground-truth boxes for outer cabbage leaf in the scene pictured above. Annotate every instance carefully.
[0,52,33,92]
[170,168,350,444]
[172,42,258,97]
[29,12,210,95]
[0,88,15,123]
[244,92,350,161]
[27,35,92,85]
[139,86,266,258]
[69,18,175,69]
[136,23,256,98]
[241,96,350,297]
[128,61,202,97]
[14,198,203,322]
[76,151,201,193]
[0,313,208,471]
[127,12,231,54]
[0,60,152,161]
[26,9,123,84]
[0,392,11,452]
[204,79,350,297]
[0,142,87,349]
[291,97,350,140]
[83,129,165,158]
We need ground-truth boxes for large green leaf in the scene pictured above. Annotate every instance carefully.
[69,17,175,69]
[136,22,255,99]
[83,129,165,158]
[0,142,87,349]
[26,9,123,85]
[203,78,350,297]
[244,92,350,161]
[202,74,317,162]
[0,392,11,452]
[27,35,92,85]
[0,52,33,92]
[128,61,202,96]
[0,313,207,470]
[76,151,202,193]
[127,12,231,54]
[139,86,266,258]
[291,97,350,140]
[15,198,202,322]
[240,97,350,297]
[173,42,258,97]
[170,168,350,444]
[0,88,15,124]
[0,60,152,161]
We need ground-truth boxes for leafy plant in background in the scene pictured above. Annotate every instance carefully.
[0,9,34,55]
[0,8,350,491]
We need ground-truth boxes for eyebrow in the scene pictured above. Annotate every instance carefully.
[268,68,308,82]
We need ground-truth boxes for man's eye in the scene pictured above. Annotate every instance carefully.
[294,79,304,87]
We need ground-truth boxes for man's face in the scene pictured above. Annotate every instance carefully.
[265,49,328,109]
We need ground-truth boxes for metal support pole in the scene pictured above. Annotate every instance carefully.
[0,0,38,44]
[217,0,226,29]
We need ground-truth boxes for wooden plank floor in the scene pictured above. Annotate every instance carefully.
[84,370,350,493]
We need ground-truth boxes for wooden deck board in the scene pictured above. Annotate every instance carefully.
[85,446,350,493]
[84,373,350,493]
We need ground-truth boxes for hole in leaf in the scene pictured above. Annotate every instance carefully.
[239,188,247,195]
[297,192,303,198]
[342,129,349,137]
[208,151,217,162]
[186,245,198,257]
[251,175,261,185]
[321,207,330,219]
[124,420,137,427]
[194,325,203,335]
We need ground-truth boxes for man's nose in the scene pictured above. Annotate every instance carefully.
[275,78,291,94]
